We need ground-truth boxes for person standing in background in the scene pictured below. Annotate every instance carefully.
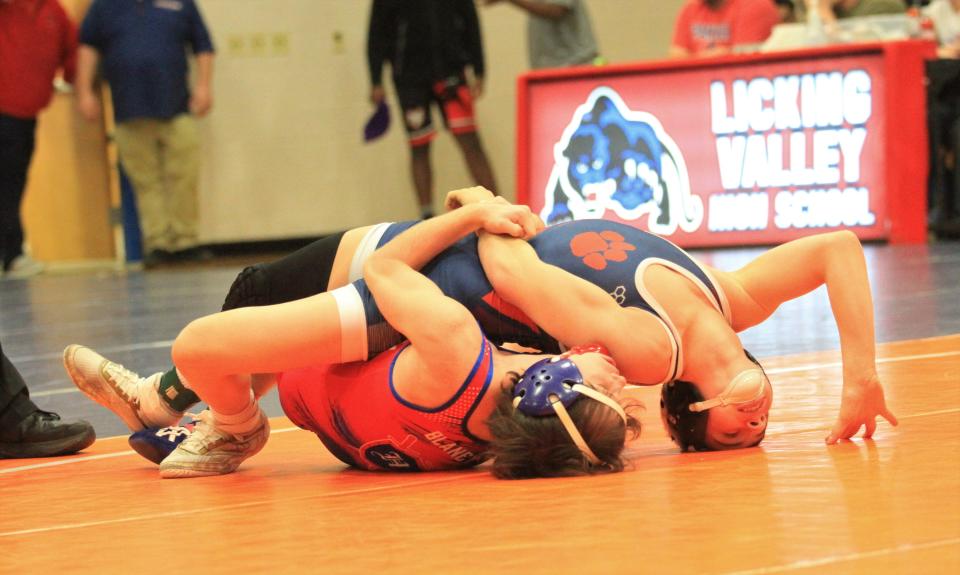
[923,0,960,238]
[483,0,601,69]
[0,0,77,278]
[669,0,781,58]
[367,0,497,219]
[75,0,215,268]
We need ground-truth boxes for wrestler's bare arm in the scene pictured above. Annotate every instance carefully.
[364,200,541,391]
[477,231,672,384]
[448,187,672,383]
[707,230,897,443]
[366,244,485,391]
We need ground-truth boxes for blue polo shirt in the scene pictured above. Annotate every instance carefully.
[79,0,214,122]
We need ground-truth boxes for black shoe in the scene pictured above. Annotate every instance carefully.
[172,246,215,263]
[143,249,173,269]
[0,410,96,459]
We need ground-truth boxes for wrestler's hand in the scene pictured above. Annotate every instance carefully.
[569,351,626,396]
[474,197,543,239]
[445,186,496,210]
[826,372,898,444]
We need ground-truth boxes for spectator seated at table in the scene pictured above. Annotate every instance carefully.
[669,0,782,58]
[925,0,960,58]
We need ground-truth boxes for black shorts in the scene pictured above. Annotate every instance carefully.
[395,75,477,147]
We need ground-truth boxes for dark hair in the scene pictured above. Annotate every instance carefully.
[660,349,768,452]
[774,0,797,22]
[486,383,642,479]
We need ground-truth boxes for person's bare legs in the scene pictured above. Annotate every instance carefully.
[454,131,497,194]
[410,143,433,215]
[171,292,345,415]
[161,291,349,476]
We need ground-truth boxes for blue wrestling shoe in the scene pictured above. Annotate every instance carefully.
[128,417,198,464]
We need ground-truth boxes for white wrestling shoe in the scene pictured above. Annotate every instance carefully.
[159,409,270,478]
[62,345,181,431]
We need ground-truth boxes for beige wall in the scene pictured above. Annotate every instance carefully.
[194,0,688,242]
[26,0,689,250]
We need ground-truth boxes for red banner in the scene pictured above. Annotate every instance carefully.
[517,42,933,247]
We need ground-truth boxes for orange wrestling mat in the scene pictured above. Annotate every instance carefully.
[2,335,958,574]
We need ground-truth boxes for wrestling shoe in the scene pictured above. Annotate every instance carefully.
[159,409,270,478]
[128,415,200,465]
[63,345,181,431]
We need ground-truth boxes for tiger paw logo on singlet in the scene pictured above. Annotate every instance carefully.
[570,231,636,271]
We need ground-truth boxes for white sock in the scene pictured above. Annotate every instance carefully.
[211,393,262,436]
[138,372,183,427]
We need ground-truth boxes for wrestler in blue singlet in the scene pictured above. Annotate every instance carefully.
[349,220,729,359]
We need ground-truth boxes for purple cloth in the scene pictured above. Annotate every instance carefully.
[363,101,390,142]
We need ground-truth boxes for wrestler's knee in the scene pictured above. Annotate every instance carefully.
[221,264,272,311]
[171,316,210,374]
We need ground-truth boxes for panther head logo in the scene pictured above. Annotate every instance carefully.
[542,87,704,236]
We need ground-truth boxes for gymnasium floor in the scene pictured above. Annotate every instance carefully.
[1,240,958,574]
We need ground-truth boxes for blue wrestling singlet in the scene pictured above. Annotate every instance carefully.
[346,219,730,361]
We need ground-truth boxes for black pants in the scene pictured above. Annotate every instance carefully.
[0,339,39,433]
[926,60,960,234]
[0,113,37,271]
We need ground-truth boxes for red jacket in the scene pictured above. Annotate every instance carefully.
[672,0,780,56]
[0,0,77,119]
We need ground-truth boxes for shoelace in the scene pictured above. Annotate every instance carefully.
[182,410,228,451]
[102,362,145,404]
[34,410,61,422]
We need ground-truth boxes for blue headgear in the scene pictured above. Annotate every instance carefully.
[512,348,627,466]
[512,356,584,416]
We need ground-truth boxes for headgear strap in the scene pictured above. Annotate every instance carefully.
[688,368,766,413]
[512,348,627,466]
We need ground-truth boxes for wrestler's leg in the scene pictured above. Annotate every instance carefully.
[160,290,351,477]
[67,227,384,432]
[172,290,348,415]
[221,229,351,311]
[142,226,370,412]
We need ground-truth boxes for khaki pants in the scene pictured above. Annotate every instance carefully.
[114,114,200,253]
